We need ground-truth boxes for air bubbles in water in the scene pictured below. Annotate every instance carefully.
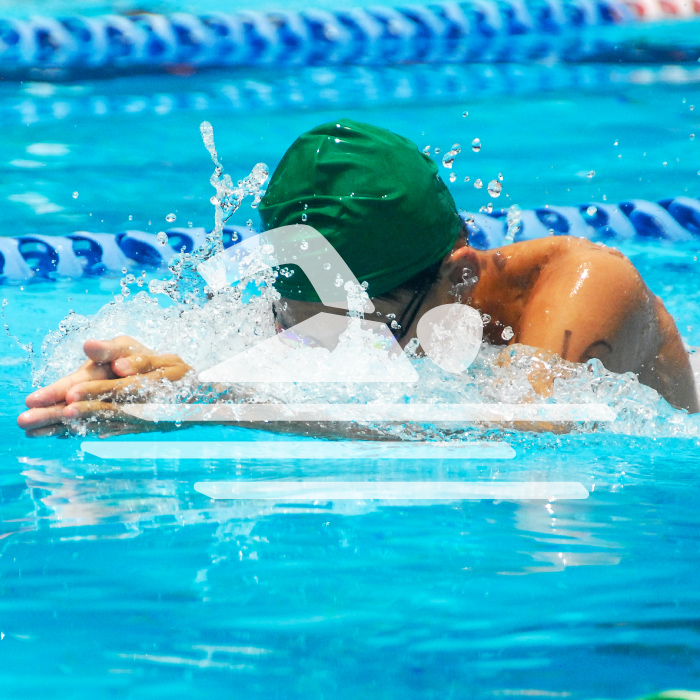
[165,213,176,223]
[300,240,309,250]
[586,205,597,216]
[128,215,133,221]
[156,231,169,246]
[471,138,481,152]
[423,145,431,155]
[301,213,308,221]
[587,170,595,179]
[72,191,79,199]
[487,180,502,197]
[449,173,456,183]
[501,326,514,341]
[498,172,503,181]
[462,110,468,117]
[474,179,483,189]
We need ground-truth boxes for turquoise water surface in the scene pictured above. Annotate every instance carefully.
[2,20,700,700]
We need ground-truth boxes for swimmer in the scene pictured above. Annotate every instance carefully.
[17,119,698,436]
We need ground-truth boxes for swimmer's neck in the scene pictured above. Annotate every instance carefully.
[403,239,558,345]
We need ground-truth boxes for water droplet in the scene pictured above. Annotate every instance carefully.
[464,176,470,182]
[334,278,343,287]
[121,267,127,274]
[691,105,695,111]
[487,180,502,197]
[501,326,514,341]
[246,218,253,227]
[442,144,461,169]
[156,231,169,245]
[300,240,309,250]
[434,147,441,154]
[474,179,483,189]
[449,172,457,182]
[498,172,503,181]
[423,145,431,155]
[613,140,619,146]
[663,162,668,167]
[72,191,79,199]
[390,320,401,330]
[462,110,468,117]
[586,170,595,178]
[125,273,135,284]
[471,138,481,153]
[301,213,308,221]
[165,213,176,222]
[586,205,597,216]
[128,214,133,221]
[323,262,331,270]
[121,287,130,297]
[188,221,193,227]
[482,313,491,325]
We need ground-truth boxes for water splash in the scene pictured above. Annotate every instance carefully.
[150,121,269,304]
[30,123,700,441]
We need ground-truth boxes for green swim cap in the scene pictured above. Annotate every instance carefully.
[258,118,463,301]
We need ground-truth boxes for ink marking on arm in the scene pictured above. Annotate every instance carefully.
[561,330,572,360]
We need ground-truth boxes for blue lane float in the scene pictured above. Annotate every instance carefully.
[0,1,655,73]
[5,63,700,127]
[1,198,699,281]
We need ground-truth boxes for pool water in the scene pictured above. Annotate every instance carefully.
[2,19,700,700]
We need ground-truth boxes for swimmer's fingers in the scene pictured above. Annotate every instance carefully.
[17,402,68,431]
[62,400,140,423]
[65,363,192,404]
[24,424,71,439]
[83,336,154,365]
[24,363,115,408]
[112,354,192,379]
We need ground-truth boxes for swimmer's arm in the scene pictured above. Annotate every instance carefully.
[17,336,193,436]
[514,245,697,412]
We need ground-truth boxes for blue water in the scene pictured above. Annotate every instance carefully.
[3,19,700,699]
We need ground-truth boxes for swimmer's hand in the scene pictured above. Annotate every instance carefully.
[17,335,192,437]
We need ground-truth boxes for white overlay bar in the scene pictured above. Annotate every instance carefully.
[122,403,617,423]
[81,440,516,461]
[194,481,590,501]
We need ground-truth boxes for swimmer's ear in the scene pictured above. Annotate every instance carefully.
[444,245,479,286]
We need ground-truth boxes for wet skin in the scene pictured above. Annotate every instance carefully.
[17,235,698,437]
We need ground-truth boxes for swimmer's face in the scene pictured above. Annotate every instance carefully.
[272,298,346,333]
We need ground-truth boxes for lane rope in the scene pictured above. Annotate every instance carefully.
[0,0,697,72]
[1,197,699,280]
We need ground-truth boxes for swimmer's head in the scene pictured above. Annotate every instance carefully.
[258,119,463,302]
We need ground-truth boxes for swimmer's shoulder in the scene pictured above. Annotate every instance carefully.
[491,236,634,283]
